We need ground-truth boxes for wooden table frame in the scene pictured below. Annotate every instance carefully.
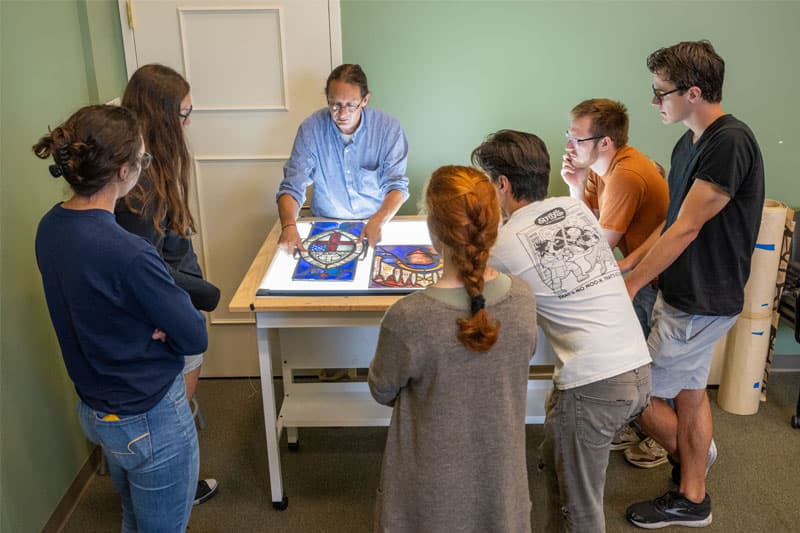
[230,216,551,510]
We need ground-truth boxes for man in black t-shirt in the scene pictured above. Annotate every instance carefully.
[620,40,764,529]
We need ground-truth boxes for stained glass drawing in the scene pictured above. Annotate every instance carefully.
[369,245,443,289]
[292,221,366,281]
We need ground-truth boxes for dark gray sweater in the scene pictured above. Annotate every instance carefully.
[369,274,537,533]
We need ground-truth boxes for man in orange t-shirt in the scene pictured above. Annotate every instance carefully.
[561,98,668,336]
[562,98,670,466]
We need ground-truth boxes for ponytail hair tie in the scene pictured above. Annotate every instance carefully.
[48,164,64,177]
[470,294,486,315]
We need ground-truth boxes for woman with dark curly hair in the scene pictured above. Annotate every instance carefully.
[34,104,206,531]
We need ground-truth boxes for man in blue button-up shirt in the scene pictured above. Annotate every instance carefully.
[277,64,410,252]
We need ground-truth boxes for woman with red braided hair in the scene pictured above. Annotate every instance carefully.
[368,165,538,533]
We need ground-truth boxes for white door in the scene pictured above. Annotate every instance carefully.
[118,0,341,375]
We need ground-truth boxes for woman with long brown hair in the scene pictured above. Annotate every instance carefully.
[116,64,220,505]
[368,165,538,532]
[34,104,206,531]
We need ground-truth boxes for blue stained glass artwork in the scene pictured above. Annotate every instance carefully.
[292,221,366,281]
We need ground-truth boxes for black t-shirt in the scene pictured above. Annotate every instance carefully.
[660,114,765,316]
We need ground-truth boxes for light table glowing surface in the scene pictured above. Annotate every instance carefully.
[259,218,439,295]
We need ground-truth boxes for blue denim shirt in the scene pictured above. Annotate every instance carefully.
[278,107,409,219]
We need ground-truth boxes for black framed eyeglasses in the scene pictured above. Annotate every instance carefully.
[564,131,604,145]
[328,97,365,114]
[139,152,153,170]
[178,105,193,123]
[652,86,682,104]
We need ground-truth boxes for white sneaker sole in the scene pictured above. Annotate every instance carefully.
[630,513,712,529]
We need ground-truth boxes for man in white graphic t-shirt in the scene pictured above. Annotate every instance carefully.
[472,129,652,533]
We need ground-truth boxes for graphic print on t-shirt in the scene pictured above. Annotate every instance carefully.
[516,204,618,297]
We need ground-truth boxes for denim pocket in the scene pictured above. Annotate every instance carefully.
[94,413,153,470]
[575,393,633,447]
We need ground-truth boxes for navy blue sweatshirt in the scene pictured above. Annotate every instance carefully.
[35,204,208,414]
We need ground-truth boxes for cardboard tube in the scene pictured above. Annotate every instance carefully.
[717,316,773,414]
[717,200,787,414]
[741,200,787,315]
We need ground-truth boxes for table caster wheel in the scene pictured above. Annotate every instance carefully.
[792,415,800,429]
[288,441,299,451]
[272,495,289,510]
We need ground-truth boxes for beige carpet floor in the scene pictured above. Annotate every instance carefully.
[63,372,800,532]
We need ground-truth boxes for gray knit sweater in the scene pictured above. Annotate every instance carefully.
[369,274,537,533]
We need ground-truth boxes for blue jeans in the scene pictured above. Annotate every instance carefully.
[632,283,658,339]
[540,365,651,532]
[78,375,199,533]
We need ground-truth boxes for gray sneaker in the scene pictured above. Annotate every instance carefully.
[671,439,717,485]
[625,437,669,468]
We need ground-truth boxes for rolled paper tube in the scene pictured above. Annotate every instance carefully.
[717,200,787,414]
[741,200,787,315]
[717,316,773,415]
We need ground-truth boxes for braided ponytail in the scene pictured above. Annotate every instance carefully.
[426,166,501,352]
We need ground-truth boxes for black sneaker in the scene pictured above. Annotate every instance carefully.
[193,478,219,506]
[627,490,712,528]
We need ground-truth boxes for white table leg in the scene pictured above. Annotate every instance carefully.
[287,427,299,449]
[256,324,288,510]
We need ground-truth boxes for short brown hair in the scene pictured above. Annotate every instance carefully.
[571,98,629,148]
[647,40,724,103]
[471,130,550,203]
[325,64,369,98]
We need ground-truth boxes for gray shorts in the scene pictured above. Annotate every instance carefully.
[647,293,737,399]
[183,354,204,374]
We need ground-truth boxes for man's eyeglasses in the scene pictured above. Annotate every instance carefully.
[328,97,364,114]
[179,105,193,123]
[652,86,682,104]
[139,152,153,170]
[564,131,604,145]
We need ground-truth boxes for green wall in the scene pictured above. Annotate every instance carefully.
[0,1,126,531]
[341,0,800,355]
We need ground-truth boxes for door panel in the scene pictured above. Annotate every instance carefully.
[178,7,288,109]
[121,0,340,375]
